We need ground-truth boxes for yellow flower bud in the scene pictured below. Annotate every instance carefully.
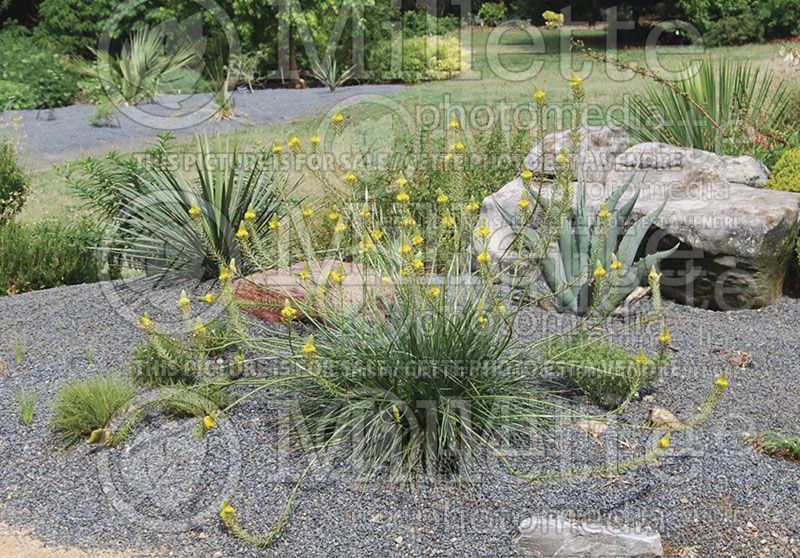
[188,205,202,219]
[203,415,217,430]
[593,262,607,279]
[178,290,191,309]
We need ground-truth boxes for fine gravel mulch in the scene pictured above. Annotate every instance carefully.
[0,279,798,557]
[0,85,405,169]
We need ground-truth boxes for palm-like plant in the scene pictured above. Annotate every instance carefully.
[622,59,792,153]
[105,138,286,280]
[75,25,199,105]
[310,54,355,92]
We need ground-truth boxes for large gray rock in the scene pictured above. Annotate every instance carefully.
[480,125,629,265]
[523,125,630,185]
[480,140,800,310]
[515,514,663,557]
[603,143,799,309]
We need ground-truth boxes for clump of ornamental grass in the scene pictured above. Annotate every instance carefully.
[750,432,800,462]
[52,375,136,447]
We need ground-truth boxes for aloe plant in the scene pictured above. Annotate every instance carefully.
[501,179,677,315]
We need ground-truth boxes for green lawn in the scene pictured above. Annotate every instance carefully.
[19,27,789,223]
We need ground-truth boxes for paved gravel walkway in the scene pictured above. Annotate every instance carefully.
[0,280,798,557]
[0,85,405,168]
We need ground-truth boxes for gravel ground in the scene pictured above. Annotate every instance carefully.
[0,279,798,557]
[0,85,405,169]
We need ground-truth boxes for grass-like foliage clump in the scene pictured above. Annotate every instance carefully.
[52,375,136,446]
[542,333,666,408]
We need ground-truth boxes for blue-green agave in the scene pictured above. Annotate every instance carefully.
[499,179,678,315]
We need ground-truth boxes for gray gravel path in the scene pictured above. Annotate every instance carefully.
[0,280,798,557]
[0,85,405,169]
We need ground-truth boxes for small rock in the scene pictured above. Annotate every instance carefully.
[515,514,663,557]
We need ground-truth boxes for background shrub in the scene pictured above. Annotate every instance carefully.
[0,137,29,225]
[0,219,108,295]
[0,27,77,109]
[704,11,765,46]
[368,36,464,83]
[767,147,800,192]
[477,2,507,26]
[52,375,136,447]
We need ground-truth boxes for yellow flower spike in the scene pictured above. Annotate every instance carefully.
[478,315,488,325]
[610,253,623,271]
[220,502,236,523]
[381,275,392,286]
[520,168,533,183]
[477,251,491,265]
[298,265,311,282]
[359,238,374,253]
[715,373,729,389]
[310,134,321,150]
[440,215,455,228]
[399,244,412,255]
[403,215,416,227]
[219,269,232,283]
[436,191,449,204]
[333,221,347,234]
[448,117,460,131]
[177,290,191,310]
[598,202,611,221]
[634,349,649,367]
[328,269,345,285]
[411,258,424,272]
[518,196,530,211]
[395,189,410,203]
[466,198,480,213]
[658,434,671,450]
[281,299,298,323]
[658,324,671,347]
[360,204,371,219]
[137,314,154,332]
[391,405,402,423]
[272,142,283,155]
[395,175,408,187]
[648,265,660,285]
[569,72,583,89]
[302,205,314,218]
[555,152,569,165]
[476,221,491,238]
[327,211,340,222]
[533,87,547,103]
[236,222,250,239]
[452,141,465,152]
[301,335,317,355]
[427,286,441,299]
[243,207,256,221]
[203,415,217,430]
[188,205,202,219]
[411,234,424,246]
[331,112,345,125]
[343,172,357,186]
[593,261,607,279]
[194,318,207,337]
[371,229,383,242]
[287,135,302,153]
[200,293,216,304]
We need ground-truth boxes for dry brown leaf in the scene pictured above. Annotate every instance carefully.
[676,546,700,558]
[576,419,608,438]
[728,351,752,368]
[648,407,686,431]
